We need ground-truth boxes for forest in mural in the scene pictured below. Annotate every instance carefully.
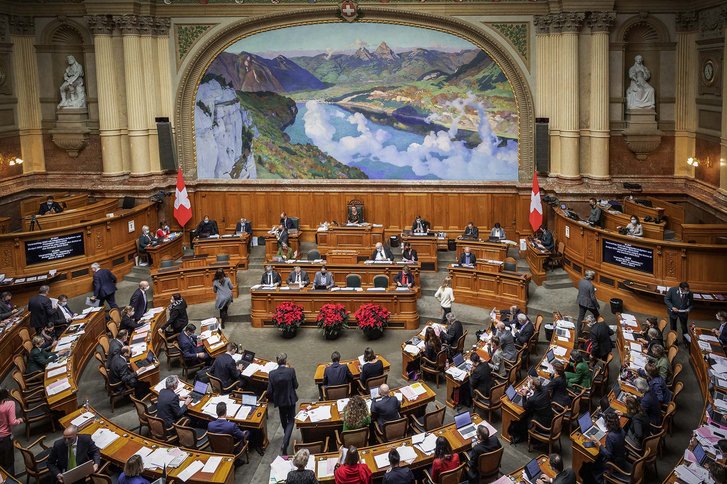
[195,23,519,180]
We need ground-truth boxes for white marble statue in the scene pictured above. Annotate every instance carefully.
[626,55,655,110]
[58,55,86,109]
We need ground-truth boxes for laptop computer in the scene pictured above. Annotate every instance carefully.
[523,458,543,483]
[190,380,209,403]
[314,284,329,290]
[454,411,477,440]
[241,394,257,407]
[488,236,501,243]
[452,353,468,371]
[692,443,711,466]
[136,351,156,368]
[578,411,606,441]
[61,460,94,484]
[239,350,255,368]
[506,385,523,405]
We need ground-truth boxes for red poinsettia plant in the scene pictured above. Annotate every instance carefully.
[272,301,305,332]
[354,303,390,332]
[316,304,350,334]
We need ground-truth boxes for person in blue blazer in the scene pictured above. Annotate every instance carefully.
[90,263,118,308]
[128,281,149,322]
[207,402,249,453]
[178,324,212,365]
[118,454,150,484]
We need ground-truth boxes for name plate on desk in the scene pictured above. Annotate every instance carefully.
[602,239,653,274]
[25,232,85,265]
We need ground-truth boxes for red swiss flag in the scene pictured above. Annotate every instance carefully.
[529,171,543,232]
[173,168,192,227]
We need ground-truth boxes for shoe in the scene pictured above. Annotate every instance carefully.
[255,447,265,456]
[280,447,287,456]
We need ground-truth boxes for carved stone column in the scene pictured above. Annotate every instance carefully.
[548,15,563,176]
[88,15,124,175]
[155,18,173,120]
[586,12,616,180]
[115,15,150,175]
[721,10,727,193]
[534,16,550,118]
[675,12,698,177]
[9,16,45,173]
[558,12,585,180]
[139,16,161,173]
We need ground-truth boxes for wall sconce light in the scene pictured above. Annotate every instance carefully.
[687,156,713,168]
[1,155,23,167]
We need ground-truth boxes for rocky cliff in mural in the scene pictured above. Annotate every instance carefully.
[195,77,258,179]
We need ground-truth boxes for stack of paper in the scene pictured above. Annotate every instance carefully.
[308,405,332,422]
[336,398,350,413]
[374,452,391,469]
[242,363,261,377]
[45,358,66,370]
[48,366,67,378]
[260,361,279,373]
[445,366,467,381]
[91,428,120,449]
[202,456,222,474]
[400,386,417,401]
[403,344,420,355]
[71,412,95,427]
[270,456,293,482]
[396,445,418,464]
[414,433,438,455]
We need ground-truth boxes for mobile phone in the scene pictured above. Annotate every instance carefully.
[583,441,596,448]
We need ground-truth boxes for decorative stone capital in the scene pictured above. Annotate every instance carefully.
[587,11,616,33]
[138,16,154,36]
[114,15,139,35]
[0,15,9,42]
[9,16,34,36]
[86,15,114,36]
[560,12,586,34]
[533,15,551,35]
[675,11,698,32]
[153,17,171,37]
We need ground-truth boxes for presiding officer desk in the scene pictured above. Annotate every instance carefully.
[19,193,89,219]
[60,407,235,483]
[316,224,385,256]
[448,264,530,309]
[399,234,441,271]
[145,232,184,270]
[193,233,250,269]
[22,198,119,231]
[250,286,419,329]
[455,239,509,263]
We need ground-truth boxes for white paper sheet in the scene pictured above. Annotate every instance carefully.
[242,363,261,377]
[91,428,120,449]
[336,398,350,413]
[396,445,418,464]
[47,366,67,378]
[317,457,338,479]
[404,344,420,355]
[374,452,390,469]
[202,456,222,474]
[177,460,204,482]
[70,412,95,427]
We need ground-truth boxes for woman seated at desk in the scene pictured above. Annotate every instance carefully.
[580,412,628,484]
[347,205,363,224]
[342,395,371,431]
[617,216,643,237]
[119,306,142,333]
[489,222,506,240]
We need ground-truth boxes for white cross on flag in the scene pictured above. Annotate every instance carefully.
[340,1,358,22]
[529,171,543,232]
[173,168,193,227]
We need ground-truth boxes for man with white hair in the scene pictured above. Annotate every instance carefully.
[370,242,393,261]
[514,313,535,346]
[157,375,192,428]
[90,262,118,308]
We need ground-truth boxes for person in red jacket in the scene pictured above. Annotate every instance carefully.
[431,436,460,482]
[334,446,372,484]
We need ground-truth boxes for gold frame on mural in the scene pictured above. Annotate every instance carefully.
[175,6,534,187]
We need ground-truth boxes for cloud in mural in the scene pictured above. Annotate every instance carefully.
[301,97,518,180]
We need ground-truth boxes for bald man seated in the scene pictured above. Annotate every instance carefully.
[370,384,401,427]
[370,242,393,261]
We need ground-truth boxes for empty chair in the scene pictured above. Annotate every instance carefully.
[373,275,389,288]
[10,389,55,439]
[307,249,321,261]
[409,402,445,433]
[345,274,362,288]
[293,437,330,454]
[374,416,408,443]
[14,436,52,482]
[473,381,506,422]
[527,410,565,453]
[356,373,387,395]
[130,395,156,435]
[159,329,182,369]
[106,321,118,339]
[503,257,518,272]
[207,431,249,465]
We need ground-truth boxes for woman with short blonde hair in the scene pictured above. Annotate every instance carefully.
[286,448,318,484]
[118,454,149,484]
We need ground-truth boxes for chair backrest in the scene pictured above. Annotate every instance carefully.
[671,381,684,404]
[570,389,584,417]
[9,389,27,410]
[506,363,519,383]
[130,396,150,425]
[19,328,32,344]
[13,355,27,374]
[208,374,224,394]
[373,275,389,288]
[660,402,676,428]
[534,314,544,335]
[174,423,199,449]
[435,349,448,368]
[557,241,565,255]
[293,439,327,455]
[664,330,677,349]
[208,432,236,454]
[366,373,388,390]
[455,330,468,353]
[97,334,109,356]
[307,249,321,261]
[657,318,668,333]
[14,439,42,473]
[423,403,446,430]
[97,365,111,390]
[503,257,517,272]
[670,362,683,386]
[289,217,300,230]
[439,462,466,484]
[477,446,504,478]
[382,417,408,441]
[94,351,105,366]
[489,381,506,404]
[323,383,350,400]
[22,340,33,354]
[630,448,651,483]
[345,274,362,288]
[147,415,169,440]
[11,370,27,392]
[667,345,678,365]
[106,321,118,338]
[550,411,565,435]
[109,308,121,325]
[642,429,663,458]
[90,474,112,484]
[339,427,369,448]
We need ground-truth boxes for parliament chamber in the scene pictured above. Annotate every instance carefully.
[1,1,727,483]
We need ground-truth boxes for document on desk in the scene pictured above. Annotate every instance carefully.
[623,331,635,341]
[552,346,567,357]
[71,412,95,428]
[177,460,204,482]
[308,405,332,422]
[261,361,279,373]
[202,455,222,474]
[629,342,642,351]
[47,378,71,395]
[374,452,390,469]
[235,405,253,421]
[317,457,338,479]
[336,398,350,413]
[404,344,420,355]
[270,456,293,482]
[700,334,719,343]
[445,366,467,381]
[396,445,418,464]
[47,366,67,378]
[400,385,417,401]
[46,359,66,370]
[415,433,438,455]
[478,419,498,437]
[241,363,261,377]
[91,428,120,449]
[206,334,220,346]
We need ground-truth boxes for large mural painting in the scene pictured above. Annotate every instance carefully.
[195,23,519,180]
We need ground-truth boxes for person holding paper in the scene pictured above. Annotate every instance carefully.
[260,265,282,287]
[118,454,150,484]
[0,388,23,475]
[513,313,534,347]
[441,312,463,347]
[359,347,384,388]
[286,266,310,287]
[26,336,58,374]
[109,346,150,399]
[536,225,555,252]
[157,375,192,428]
[487,336,506,378]
[207,402,249,455]
[47,424,101,480]
[400,242,418,262]
[334,446,372,484]
[29,285,54,334]
[90,263,118,309]
[465,426,501,483]
[664,281,693,345]
[370,384,400,427]
[286,448,317,484]
[119,306,142,333]
[382,449,414,484]
[162,294,188,337]
[213,269,234,328]
[267,352,298,456]
[178,324,212,366]
[128,281,150,322]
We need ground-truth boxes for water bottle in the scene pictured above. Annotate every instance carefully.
[84,398,90,412]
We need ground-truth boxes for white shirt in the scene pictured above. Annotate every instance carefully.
[375,249,386,261]
[434,287,455,308]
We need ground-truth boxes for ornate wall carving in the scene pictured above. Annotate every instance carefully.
[175,23,216,68]
[486,22,529,67]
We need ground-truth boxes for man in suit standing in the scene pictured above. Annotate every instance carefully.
[207,402,249,454]
[210,343,243,391]
[178,324,212,365]
[280,212,295,230]
[664,281,693,344]
[588,316,614,361]
[576,270,600,332]
[371,384,401,427]
[370,242,393,261]
[235,217,253,236]
[286,266,309,287]
[537,453,576,484]
[466,425,501,483]
[514,313,534,347]
[267,353,298,456]
[28,285,54,334]
[458,246,476,266]
[38,196,64,215]
[461,222,479,239]
[394,266,415,288]
[322,351,353,398]
[47,425,101,480]
[109,346,150,398]
[411,215,430,234]
[441,312,463,347]
[90,263,117,308]
[400,242,418,262]
[157,375,192,428]
[129,281,150,322]
[313,266,334,289]
[260,265,282,287]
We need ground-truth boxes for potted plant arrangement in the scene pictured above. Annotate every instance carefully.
[316,303,350,340]
[272,301,305,338]
[355,303,390,340]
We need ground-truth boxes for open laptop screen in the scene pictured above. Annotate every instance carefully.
[454,411,471,429]
[578,412,592,434]
[193,380,208,395]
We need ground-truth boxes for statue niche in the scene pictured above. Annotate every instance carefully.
[623,54,661,160]
[57,55,86,109]
[626,55,655,110]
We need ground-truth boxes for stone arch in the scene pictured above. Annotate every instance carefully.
[175,7,535,184]
[617,16,670,44]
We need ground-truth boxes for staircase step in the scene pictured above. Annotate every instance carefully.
[543,279,574,290]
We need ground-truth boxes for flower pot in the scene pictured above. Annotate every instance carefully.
[362,326,384,340]
[280,326,298,339]
[324,328,341,340]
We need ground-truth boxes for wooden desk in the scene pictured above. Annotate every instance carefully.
[19,193,89,219]
[145,233,184,270]
[681,223,727,244]
[602,210,665,240]
[270,261,421,293]
[443,336,493,408]
[23,198,119,231]
[316,225,385,256]
[265,231,301,261]
[448,265,530,309]
[400,322,443,380]
[0,313,29,378]
[325,249,358,265]
[507,454,555,481]
[60,407,235,483]
[193,234,250,269]
[250,287,419,330]
[0,216,9,234]
[455,239,509,262]
[44,309,106,415]
[622,198,665,222]
[201,329,229,358]
[526,238,550,285]
[151,260,238,305]
[313,356,391,386]
[400,235,439,271]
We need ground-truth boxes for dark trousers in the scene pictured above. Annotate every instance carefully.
[440,306,452,324]
[99,293,118,309]
[669,311,689,337]
[278,405,295,453]
[219,304,229,327]
[0,435,14,476]
[577,305,600,334]
[131,379,151,399]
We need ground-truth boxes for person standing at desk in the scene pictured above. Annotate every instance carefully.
[370,242,393,261]
[195,215,219,237]
[461,222,479,239]
[434,277,454,323]
[401,242,418,262]
[459,246,476,266]
[441,312,463,347]
[129,281,149,322]
[412,215,430,234]
[261,265,282,287]
[313,266,334,289]
[90,263,118,309]
[394,266,414,288]
[235,217,253,236]
[576,270,600,331]
[280,212,295,230]
[28,285,54,334]
[213,269,234,328]
[586,198,603,227]
[267,352,298,456]
[664,281,693,345]
[47,425,100,479]
[286,266,310,287]
[270,224,289,247]
[38,196,63,215]
[161,294,188,337]
[490,223,506,240]
[347,205,363,224]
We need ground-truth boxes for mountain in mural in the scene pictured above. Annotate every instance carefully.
[445,50,508,91]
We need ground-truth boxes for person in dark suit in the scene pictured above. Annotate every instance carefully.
[360,347,384,387]
[38,196,63,215]
[260,265,282,287]
[411,215,430,234]
[178,324,212,365]
[394,266,415,288]
[586,198,603,227]
[469,352,493,399]
[47,425,101,479]
[576,270,600,331]
[514,313,534,346]
[537,454,576,484]
[267,353,298,455]
[51,294,75,330]
[313,266,334,289]
[161,294,188,336]
[466,425,502,483]
[0,291,17,321]
[210,343,243,391]
[269,224,289,247]
[28,286,54,334]
[119,306,142,333]
[581,412,627,484]
[157,375,192,428]
[26,336,58,374]
[137,225,155,258]
[461,222,479,239]
[371,384,401,427]
[90,263,118,309]
[458,246,476,266]
[513,378,553,443]
[382,448,415,484]
[129,281,149,322]
[286,266,309,287]
[347,206,363,224]
[322,351,353,396]
[370,242,393,261]
[207,402,249,454]
[109,346,150,398]
[400,242,418,262]
[589,317,614,361]
[106,330,128,366]
[441,312,463,347]
[280,212,295,230]
[235,217,253,236]
[538,225,556,252]
[549,362,572,408]
[713,310,727,348]
[195,215,219,237]
[664,281,693,344]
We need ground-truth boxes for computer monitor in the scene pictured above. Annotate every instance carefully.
[578,411,593,434]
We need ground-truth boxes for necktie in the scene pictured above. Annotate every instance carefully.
[68,443,76,470]
[296,275,300,284]
[268,274,272,285]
